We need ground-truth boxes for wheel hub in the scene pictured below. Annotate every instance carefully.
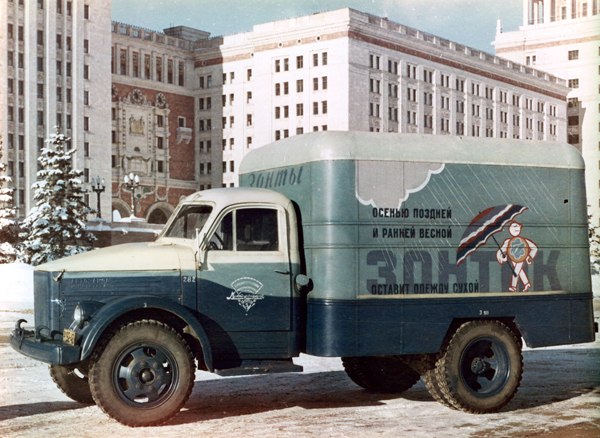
[116,347,173,404]
[470,357,488,375]
[140,369,155,384]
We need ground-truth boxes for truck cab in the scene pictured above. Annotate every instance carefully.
[160,188,306,369]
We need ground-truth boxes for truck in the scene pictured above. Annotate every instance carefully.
[11,132,597,426]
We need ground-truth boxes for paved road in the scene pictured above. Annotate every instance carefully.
[0,308,598,437]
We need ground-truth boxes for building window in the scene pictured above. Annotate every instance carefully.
[370,54,380,69]
[178,61,184,86]
[167,59,174,84]
[568,50,579,60]
[156,57,162,81]
[407,64,417,79]
[568,79,579,89]
[296,55,303,69]
[296,79,303,93]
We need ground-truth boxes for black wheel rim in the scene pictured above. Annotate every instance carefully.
[459,337,510,397]
[113,343,179,407]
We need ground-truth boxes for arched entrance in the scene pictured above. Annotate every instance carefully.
[146,202,174,224]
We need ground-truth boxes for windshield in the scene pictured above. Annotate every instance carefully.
[163,205,213,239]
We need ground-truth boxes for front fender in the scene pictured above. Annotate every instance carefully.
[79,295,214,371]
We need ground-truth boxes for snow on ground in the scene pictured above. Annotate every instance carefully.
[0,263,598,436]
[0,263,33,311]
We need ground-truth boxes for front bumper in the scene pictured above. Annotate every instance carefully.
[10,320,81,365]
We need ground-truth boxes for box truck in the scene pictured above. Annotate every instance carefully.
[11,132,597,426]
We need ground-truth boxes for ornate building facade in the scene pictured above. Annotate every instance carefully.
[110,24,203,222]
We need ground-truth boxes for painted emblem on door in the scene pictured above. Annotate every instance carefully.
[226,277,265,313]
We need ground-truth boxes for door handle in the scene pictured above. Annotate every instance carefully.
[274,270,291,275]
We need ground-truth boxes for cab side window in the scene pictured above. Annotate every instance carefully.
[236,208,278,251]
[210,208,279,251]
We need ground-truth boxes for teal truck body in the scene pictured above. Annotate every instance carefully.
[11,132,597,426]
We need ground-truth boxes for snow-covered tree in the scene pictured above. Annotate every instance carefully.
[19,128,96,266]
[0,136,18,263]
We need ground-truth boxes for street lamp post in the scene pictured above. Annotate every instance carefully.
[90,176,106,219]
[123,172,140,217]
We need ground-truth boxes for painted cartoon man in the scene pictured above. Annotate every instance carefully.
[496,221,538,292]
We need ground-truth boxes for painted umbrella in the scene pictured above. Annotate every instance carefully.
[456,204,528,266]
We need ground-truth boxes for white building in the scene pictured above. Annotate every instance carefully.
[0,0,112,218]
[2,6,572,222]
[194,8,570,188]
[494,0,600,224]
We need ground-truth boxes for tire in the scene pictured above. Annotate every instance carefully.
[89,320,195,427]
[435,320,523,413]
[49,363,94,404]
[422,367,454,408]
[342,356,420,393]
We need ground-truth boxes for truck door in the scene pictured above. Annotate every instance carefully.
[196,205,294,361]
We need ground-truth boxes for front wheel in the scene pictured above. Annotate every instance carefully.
[342,356,420,393]
[435,320,523,413]
[89,320,195,427]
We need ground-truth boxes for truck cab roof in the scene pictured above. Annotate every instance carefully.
[180,187,292,208]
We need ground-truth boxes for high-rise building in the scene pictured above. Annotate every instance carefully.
[494,0,600,224]
[0,0,112,218]
[193,8,569,188]
[2,6,571,224]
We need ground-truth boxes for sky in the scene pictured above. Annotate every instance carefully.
[111,0,523,53]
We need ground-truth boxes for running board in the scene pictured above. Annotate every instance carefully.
[215,359,303,376]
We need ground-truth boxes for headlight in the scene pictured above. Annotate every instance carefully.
[71,301,103,330]
[73,304,85,326]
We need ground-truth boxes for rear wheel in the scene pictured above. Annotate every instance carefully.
[422,366,454,408]
[435,320,522,413]
[342,356,420,393]
[89,320,195,427]
[50,363,94,404]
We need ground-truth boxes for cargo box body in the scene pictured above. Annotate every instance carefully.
[240,132,595,357]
